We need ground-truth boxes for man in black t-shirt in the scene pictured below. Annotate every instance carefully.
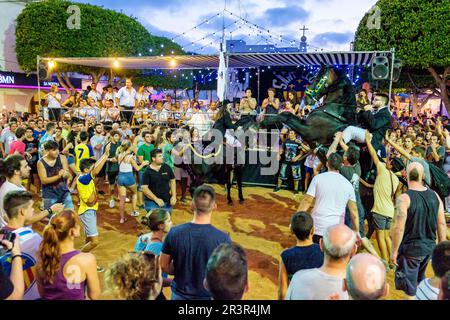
[142,149,176,213]
[161,185,232,300]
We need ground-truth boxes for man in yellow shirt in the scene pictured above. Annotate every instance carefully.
[75,131,94,172]
[365,130,401,266]
[77,142,110,272]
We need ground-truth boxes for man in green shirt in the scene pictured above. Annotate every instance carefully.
[137,131,154,209]
[163,131,188,170]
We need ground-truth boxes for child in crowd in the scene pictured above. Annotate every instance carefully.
[76,142,111,272]
[278,212,324,300]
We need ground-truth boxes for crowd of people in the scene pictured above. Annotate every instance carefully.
[0,78,449,301]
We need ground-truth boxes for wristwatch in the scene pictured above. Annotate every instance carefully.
[11,255,22,262]
[47,207,53,219]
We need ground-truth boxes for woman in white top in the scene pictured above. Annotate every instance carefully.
[116,140,149,224]
[136,85,149,106]
[46,85,62,121]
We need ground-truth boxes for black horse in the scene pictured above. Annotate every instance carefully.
[183,103,252,203]
[260,66,357,162]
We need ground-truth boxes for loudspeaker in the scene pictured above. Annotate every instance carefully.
[392,58,402,82]
[371,56,390,80]
[38,63,51,80]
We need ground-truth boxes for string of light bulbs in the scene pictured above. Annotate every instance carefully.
[170,11,224,42]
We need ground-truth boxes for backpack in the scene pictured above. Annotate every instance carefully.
[427,162,450,199]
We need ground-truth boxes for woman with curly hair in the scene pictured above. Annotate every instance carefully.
[36,210,101,300]
[105,251,164,300]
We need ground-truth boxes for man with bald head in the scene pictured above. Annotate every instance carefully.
[391,162,447,299]
[344,253,389,300]
[285,224,357,300]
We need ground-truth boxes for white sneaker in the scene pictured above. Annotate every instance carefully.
[131,211,139,217]
[109,199,115,208]
[125,197,130,203]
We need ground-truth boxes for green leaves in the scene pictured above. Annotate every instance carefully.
[354,0,450,69]
[15,0,190,88]
[15,0,183,71]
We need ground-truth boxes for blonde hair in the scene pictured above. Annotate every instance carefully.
[116,140,132,157]
[105,252,162,300]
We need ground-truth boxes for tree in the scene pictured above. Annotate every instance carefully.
[354,0,450,110]
[15,0,185,88]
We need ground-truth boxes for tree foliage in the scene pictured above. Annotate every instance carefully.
[354,0,450,109]
[354,0,449,68]
[15,0,190,88]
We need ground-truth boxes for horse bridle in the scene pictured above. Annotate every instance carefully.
[305,74,329,102]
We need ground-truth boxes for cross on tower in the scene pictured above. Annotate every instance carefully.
[300,25,309,37]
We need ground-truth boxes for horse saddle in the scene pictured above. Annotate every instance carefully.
[323,108,349,124]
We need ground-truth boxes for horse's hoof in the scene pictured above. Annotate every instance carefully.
[227,200,233,206]
[239,199,245,204]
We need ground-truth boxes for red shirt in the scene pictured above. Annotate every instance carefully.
[9,140,26,156]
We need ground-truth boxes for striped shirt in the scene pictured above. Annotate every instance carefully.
[416,278,439,300]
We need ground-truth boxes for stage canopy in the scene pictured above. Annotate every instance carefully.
[41,51,392,70]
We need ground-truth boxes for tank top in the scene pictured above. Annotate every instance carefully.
[40,155,64,188]
[40,155,69,199]
[402,188,439,257]
[265,101,278,115]
[43,250,86,300]
[119,154,133,173]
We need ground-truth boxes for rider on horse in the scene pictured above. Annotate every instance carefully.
[335,92,391,158]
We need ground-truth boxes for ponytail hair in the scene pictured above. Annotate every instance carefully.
[38,210,80,284]
[116,140,132,157]
[140,209,169,231]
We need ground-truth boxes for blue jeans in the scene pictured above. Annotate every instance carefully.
[43,192,74,210]
[144,199,172,214]
[138,171,145,191]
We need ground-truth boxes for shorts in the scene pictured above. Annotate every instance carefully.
[174,167,190,182]
[117,171,136,187]
[305,166,314,175]
[79,209,98,237]
[395,254,431,296]
[371,212,392,230]
[144,199,173,214]
[67,155,75,166]
[280,163,301,181]
[107,171,119,185]
[43,192,74,210]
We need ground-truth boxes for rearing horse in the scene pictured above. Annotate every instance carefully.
[260,66,357,160]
